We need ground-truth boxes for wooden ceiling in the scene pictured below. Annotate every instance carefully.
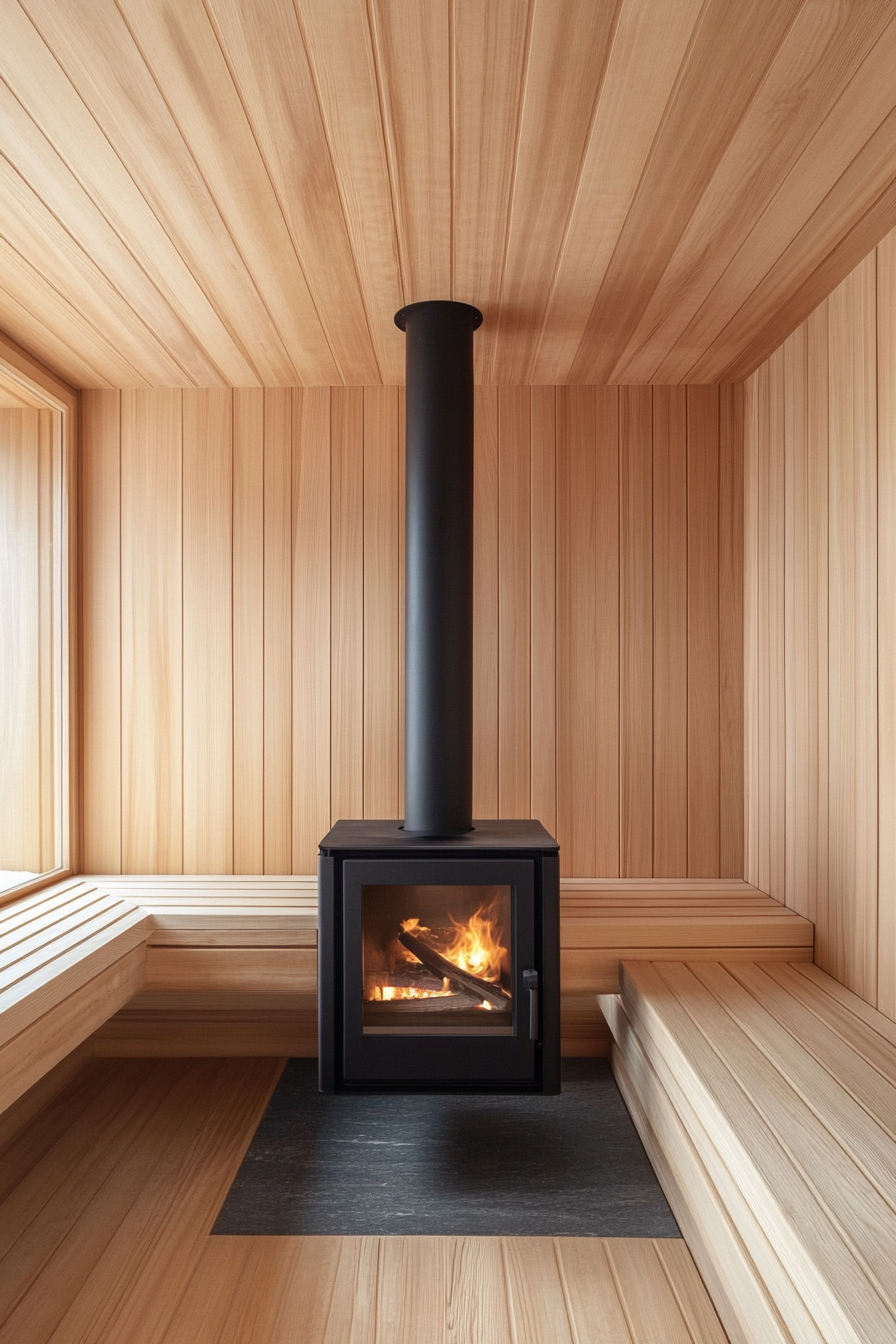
[0,0,894,388]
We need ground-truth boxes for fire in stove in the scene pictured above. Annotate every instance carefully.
[362,887,513,1029]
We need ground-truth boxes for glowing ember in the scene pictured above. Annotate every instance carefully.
[374,978,454,1002]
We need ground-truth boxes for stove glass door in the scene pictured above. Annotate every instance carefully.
[341,858,536,1085]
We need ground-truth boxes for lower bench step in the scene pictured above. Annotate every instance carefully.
[600,961,896,1344]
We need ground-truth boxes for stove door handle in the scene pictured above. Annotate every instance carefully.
[523,969,539,1041]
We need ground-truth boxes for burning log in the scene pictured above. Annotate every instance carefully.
[398,929,511,1010]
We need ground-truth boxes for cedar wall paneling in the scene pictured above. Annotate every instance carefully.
[745,228,896,1021]
[80,386,743,880]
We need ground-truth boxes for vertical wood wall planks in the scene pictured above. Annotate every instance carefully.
[80,391,121,873]
[472,386,499,819]
[687,386,720,876]
[805,301,829,948]
[529,387,557,836]
[557,387,620,876]
[330,387,364,824]
[743,372,760,889]
[182,389,232,874]
[362,386,400,820]
[765,347,786,901]
[653,386,688,876]
[783,328,809,916]
[262,390,292,873]
[619,386,653,876]
[120,389,182,872]
[557,387,599,877]
[292,387,331,875]
[232,388,264,874]
[78,378,750,885]
[718,383,744,878]
[827,253,878,1001]
[745,229,895,1022]
[878,230,896,1020]
[498,387,531,819]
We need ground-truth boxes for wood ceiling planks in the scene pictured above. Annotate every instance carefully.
[0,0,894,387]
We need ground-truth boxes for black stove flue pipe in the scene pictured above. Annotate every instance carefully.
[395,300,482,836]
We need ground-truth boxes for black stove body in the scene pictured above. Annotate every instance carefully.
[318,819,560,1093]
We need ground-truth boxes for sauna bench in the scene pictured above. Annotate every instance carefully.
[600,960,896,1344]
[0,877,152,1113]
[0,874,812,1071]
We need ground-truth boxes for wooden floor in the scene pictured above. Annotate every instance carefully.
[0,1056,729,1344]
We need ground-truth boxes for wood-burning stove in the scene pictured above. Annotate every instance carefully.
[318,301,560,1092]
[318,821,559,1092]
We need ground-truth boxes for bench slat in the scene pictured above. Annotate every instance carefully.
[0,881,108,937]
[0,895,143,971]
[788,963,896,1047]
[760,963,896,1079]
[724,963,896,1142]
[604,991,824,1344]
[0,910,151,1046]
[0,905,151,998]
[620,961,895,1344]
[654,963,896,1299]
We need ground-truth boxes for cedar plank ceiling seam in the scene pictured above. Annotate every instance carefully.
[0,0,893,388]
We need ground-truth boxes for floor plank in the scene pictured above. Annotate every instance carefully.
[0,1058,730,1344]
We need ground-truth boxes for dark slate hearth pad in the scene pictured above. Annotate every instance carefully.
[212,1060,680,1238]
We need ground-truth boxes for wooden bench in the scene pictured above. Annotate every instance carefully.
[0,878,152,1112]
[86,875,811,1057]
[560,879,813,1054]
[600,960,896,1344]
[0,873,814,1077]
[89,876,318,1057]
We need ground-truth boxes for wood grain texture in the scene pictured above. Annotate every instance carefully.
[232,388,265,874]
[472,386,499,819]
[652,388,688,876]
[1,1,895,386]
[182,390,232,874]
[330,387,364,824]
[687,388,721,877]
[498,388,531,818]
[745,229,893,1020]
[0,947,145,1114]
[263,390,293,874]
[362,386,400,819]
[144,947,316,994]
[80,385,743,878]
[529,387,557,834]
[0,1057,726,1342]
[292,387,331,869]
[878,229,896,1021]
[605,957,896,1344]
[79,393,121,874]
[620,387,653,876]
[120,390,182,873]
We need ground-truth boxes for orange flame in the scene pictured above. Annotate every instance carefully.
[441,901,508,983]
[374,901,509,1006]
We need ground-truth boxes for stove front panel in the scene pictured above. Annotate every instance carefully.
[341,858,536,1085]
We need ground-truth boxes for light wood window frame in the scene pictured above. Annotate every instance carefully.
[0,334,77,906]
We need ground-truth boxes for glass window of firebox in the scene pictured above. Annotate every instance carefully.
[362,884,514,1034]
[0,400,67,898]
